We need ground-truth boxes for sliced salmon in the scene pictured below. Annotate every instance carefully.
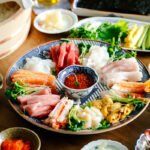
[11,69,56,89]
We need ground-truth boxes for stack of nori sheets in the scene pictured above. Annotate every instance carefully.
[77,0,150,15]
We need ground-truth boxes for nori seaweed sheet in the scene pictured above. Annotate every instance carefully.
[77,0,150,15]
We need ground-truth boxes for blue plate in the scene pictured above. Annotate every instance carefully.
[6,39,150,135]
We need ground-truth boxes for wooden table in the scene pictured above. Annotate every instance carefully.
[0,12,150,150]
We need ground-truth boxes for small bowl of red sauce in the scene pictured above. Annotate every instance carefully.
[58,65,99,99]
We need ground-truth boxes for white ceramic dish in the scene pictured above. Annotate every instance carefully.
[34,9,78,34]
[73,17,150,52]
[81,139,128,150]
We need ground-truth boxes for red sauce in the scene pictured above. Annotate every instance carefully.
[64,73,94,89]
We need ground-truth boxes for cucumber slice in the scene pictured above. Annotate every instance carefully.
[137,25,149,49]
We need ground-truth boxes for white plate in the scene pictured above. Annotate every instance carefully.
[81,139,128,150]
[34,9,78,34]
[73,17,150,52]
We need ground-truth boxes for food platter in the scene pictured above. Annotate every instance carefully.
[6,39,150,135]
[71,17,150,52]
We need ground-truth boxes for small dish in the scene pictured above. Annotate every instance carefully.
[34,9,78,34]
[58,65,99,99]
[0,127,41,150]
[135,129,150,150]
[81,139,128,150]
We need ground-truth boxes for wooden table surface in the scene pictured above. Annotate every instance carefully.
[0,12,150,150]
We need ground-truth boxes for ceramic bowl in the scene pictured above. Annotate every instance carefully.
[58,65,99,99]
[81,139,128,150]
[135,129,150,150]
[0,127,41,150]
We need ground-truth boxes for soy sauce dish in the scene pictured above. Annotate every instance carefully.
[58,65,99,99]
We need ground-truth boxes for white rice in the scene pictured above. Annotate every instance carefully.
[23,57,55,74]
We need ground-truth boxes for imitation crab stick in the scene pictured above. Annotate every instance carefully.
[112,79,150,93]
[11,69,56,89]
[44,97,73,129]
[112,81,146,93]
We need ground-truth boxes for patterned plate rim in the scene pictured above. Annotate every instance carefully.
[5,38,150,135]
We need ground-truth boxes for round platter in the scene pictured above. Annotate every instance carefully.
[6,39,150,135]
[73,17,150,52]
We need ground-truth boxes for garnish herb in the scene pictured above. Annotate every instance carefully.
[5,81,46,102]
[78,42,91,63]
[80,101,92,109]
[108,37,137,62]
[98,120,110,129]
[67,105,86,131]
[73,81,80,87]
[72,73,80,87]
[113,97,146,110]
[68,20,129,44]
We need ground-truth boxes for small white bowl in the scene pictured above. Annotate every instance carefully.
[34,9,78,34]
[81,139,128,150]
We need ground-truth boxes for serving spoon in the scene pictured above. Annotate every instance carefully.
[0,0,33,9]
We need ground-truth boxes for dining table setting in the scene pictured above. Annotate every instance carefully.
[0,0,150,150]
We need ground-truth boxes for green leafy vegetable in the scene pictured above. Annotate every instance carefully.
[5,81,46,102]
[78,42,91,63]
[68,24,99,40]
[73,81,80,87]
[113,97,146,110]
[80,101,92,109]
[68,20,129,44]
[108,37,137,62]
[98,120,110,129]
[96,20,128,44]
[67,105,86,131]
[102,89,146,110]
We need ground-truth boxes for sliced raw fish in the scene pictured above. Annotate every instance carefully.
[66,46,76,66]
[25,104,52,118]
[103,71,143,86]
[50,45,60,64]
[57,42,67,68]
[101,58,139,75]
[18,94,60,105]
[27,95,60,106]
[11,69,56,89]
[100,58,142,86]
[30,87,51,95]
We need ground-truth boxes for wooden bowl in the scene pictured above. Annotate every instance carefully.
[0,127,41,150]
[0,2,31,59]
